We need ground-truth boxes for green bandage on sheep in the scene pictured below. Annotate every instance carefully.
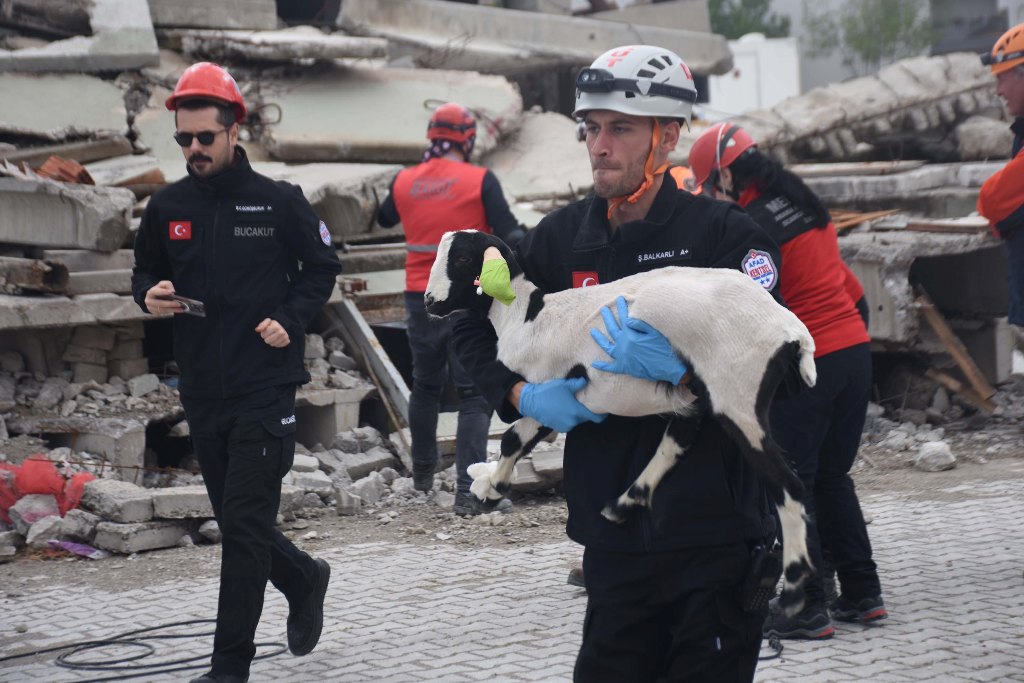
[479,258,516,305]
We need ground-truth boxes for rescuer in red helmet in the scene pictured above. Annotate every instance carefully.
[133,62,341,682]
[376,102,525,516]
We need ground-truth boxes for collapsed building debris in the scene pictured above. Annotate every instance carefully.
[0,0,159,73]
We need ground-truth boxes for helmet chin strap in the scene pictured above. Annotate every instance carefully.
[607,119,669,220]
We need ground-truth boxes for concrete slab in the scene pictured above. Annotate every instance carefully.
[0,178,134,252]
[261,66,523,164]
[81,478,153,523]
[151,485,213,519]
[590,0,711,32]
[0,0,158,72]
[93,519,193,554]
[84,155,163,187]
[0,73,127,141]
[337,0,732,75]
[805,165,960,201]
[841,231,1005,344]
[175,26,387,63]
[480,110,592,201]
[0,284,344,332]
[251,162,402,244]
[146,0,278,30]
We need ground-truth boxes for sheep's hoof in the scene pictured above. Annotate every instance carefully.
[600,499,633,524]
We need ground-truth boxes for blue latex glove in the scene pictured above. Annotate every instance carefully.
[519,377,608,433]
[590,296,687,385]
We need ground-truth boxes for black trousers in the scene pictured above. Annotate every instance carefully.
[181,384,317,677]
[404,291,492,495]
[574,543,764,683]
[770,343,881,605]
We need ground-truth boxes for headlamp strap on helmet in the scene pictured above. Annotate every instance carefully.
[982,48,1024,66]
[576,68,697,104]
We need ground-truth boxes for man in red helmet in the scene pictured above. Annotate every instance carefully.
[376,102,525,516]
[979,23,1024,339]
[131,62,342,683]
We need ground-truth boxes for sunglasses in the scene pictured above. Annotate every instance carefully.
[172,128,229,147]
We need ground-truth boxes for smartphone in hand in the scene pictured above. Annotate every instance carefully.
[158,293,206,317]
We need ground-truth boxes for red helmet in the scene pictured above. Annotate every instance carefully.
[688,122,757,188]
[165,62,247,123]
[427,103,476,143]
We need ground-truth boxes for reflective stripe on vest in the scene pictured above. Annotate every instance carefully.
[393,158,490,291]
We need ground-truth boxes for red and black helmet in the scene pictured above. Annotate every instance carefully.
[427,103,476,143]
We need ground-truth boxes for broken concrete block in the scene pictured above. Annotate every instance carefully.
[530,449,564,481]
[0,530,24,548]
[289,470,334,498]
[261,67,523,164]
[127,373,159,397]
[0,179,134,252]
[348,471,385,505]
[0,0,158,72]
[252,162,403,244]
[279,484,304,515]
[338,0,731,75]
[72,325,117,351]
[108,339,143,360]
[198,519,221,543]
[9,494,61,536]
[177,25,387,63]
[335,488,362,516]
[61,508,101,542]
[93,519,194,554]
[33,378,67,411]
[956,116,1014,162]
[62,345,109,365]
[0,73,127,140]
[108,358,150,380]
[339,447,399,481]
[914,441,956,472]
[481,110,593,201]
[26,515,64,549]
[82,478,153,523]
[73,362,109,385]
[151,485,213,519]
[291,453,320,473]
[147,0,278,30]
[84,155,164,187]
[294,387,375,449]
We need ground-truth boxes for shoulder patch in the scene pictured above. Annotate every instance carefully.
[318,220,332,246]
[741,249,777,290]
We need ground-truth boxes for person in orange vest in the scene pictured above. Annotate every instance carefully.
[377,103,525,516]
[978,24,1024,337]
[690,122,887,641]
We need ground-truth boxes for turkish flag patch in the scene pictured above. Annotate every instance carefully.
[572,271,599,288]
[169,221,192,240]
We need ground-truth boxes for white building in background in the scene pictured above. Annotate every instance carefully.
[703,33,800,121]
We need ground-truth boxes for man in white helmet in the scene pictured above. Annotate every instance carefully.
[452,45,784,681]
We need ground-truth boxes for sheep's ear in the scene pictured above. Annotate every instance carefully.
[479,258,516,305]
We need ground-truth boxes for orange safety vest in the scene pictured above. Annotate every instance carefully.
[978,148,1024,238]
[392,158,490,292]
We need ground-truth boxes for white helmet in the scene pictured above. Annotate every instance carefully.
[573,45,697,123]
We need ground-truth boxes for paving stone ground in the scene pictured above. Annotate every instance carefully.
[2,462,1023,682]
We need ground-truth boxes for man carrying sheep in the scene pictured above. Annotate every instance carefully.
[452,45,784,682]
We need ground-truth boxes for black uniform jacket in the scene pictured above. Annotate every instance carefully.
[453,176,783,552]
[132,147,342,399]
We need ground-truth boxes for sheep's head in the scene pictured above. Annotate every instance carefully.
[425,230,518,317]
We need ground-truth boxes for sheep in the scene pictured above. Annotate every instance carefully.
[425,228,817,613]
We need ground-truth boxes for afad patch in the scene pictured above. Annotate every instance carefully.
[318,220,332,246]
[741,249,777,290]
[572,271,600,288]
